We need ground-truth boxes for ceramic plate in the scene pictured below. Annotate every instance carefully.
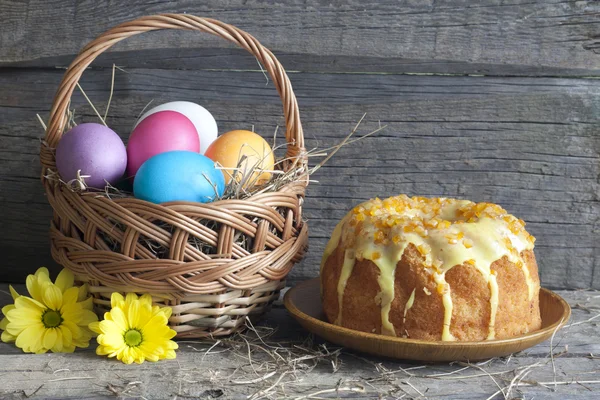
[284,278,571,362]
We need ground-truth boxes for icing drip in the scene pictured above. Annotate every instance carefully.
[403,288,416,326]
[320,216,347,275]
[434,273,455,341]
[519,261,535,301]
[335,249,356,325]
[372,249,399,336]
[487,271,499,340]
[321,195,536,341]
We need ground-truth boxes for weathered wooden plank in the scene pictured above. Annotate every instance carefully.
[0,68,598,288]
[1,0,599,76]
[0,286,598,399]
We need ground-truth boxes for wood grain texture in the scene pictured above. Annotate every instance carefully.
[0,285,598,399]
[0,0,599,76]
[0,67,599,288]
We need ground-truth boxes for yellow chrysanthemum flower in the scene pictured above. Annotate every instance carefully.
[26,267,93,311]
[89,293,178,364]
[0,267,98,353]
[0,286,20,343]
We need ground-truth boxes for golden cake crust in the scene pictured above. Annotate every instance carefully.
[320,195,542,341]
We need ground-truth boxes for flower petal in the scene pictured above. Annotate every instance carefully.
[42,285,63,310]
[164,350,177,360]
[125,293,139,306]
[9,285,20,301]
[15,324,44,353]
[109,307,128,331]
[34,267,50,281]
[78,310,99,327]
[98,331,125,348]
[99,320,124,337]
[1,330,16,343]
[43,328,58,350]
[25,275,44,303]
[61,302,83,321]
[96,344,112,356]
[139,294,153,308]
[61,343,76,353]
[62,320,82,339]
[72,334,92,349]
[15,296,45,312]
[77,285,90,303]
[34,347,49,354]
[131,347,146,364]
[111,293,125,309]
[151,305,163,316]
[126,300,142,330]
[53,329,64,352]
[141,312,168,332]
[119,347,135,365]
[1,304,15,320]
[7,306,42,324]
[62,287,79,306]
[55,269,74,292]
[60,325,73,347]
[79,296,94,311]
[5,322,26,336]
[160,306,173,320]
[88,321,101,335]
[139,342,165,358]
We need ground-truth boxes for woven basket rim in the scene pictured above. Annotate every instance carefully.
[41,13,306,176]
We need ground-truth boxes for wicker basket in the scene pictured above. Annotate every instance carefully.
[39,14,309,338]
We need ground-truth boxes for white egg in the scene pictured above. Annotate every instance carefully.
[134,101,218,154]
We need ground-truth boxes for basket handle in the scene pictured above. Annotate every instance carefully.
[41,14,305,171]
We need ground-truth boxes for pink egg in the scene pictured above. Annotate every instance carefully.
[126,110,199,178]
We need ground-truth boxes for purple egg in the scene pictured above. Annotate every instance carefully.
[56,123,127,188]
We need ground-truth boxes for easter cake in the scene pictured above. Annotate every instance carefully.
[320,195,541,341]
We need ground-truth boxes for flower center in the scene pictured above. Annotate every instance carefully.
[42,310,63,328]
[124,329,143,347]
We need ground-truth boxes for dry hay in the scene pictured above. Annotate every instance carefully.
[40,64,386,201]
[163,297,600,399]
[38,65,385,257]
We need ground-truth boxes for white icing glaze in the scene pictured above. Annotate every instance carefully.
[487,272,499,340]
[372,249,399,336]
[321,195,536,341]
[403,288,416,326]
[320,215,347,275]
[334,249,356,325]
[433,272,455,341]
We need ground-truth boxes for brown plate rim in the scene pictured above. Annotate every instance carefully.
[284,278,571,348]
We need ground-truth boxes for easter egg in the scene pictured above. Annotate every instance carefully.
[133,151,225,204]
[126,110,199,178]
[135,101,218,154]
[205,130,275,186]
[55,123,127,188]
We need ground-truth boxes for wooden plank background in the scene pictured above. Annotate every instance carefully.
[0,0,598,289]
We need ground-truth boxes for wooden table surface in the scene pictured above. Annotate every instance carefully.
[0,285,598,399]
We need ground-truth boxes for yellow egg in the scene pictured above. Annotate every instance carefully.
[205,130,275,186]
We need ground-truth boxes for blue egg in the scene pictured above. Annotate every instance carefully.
[134,151,225,204]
